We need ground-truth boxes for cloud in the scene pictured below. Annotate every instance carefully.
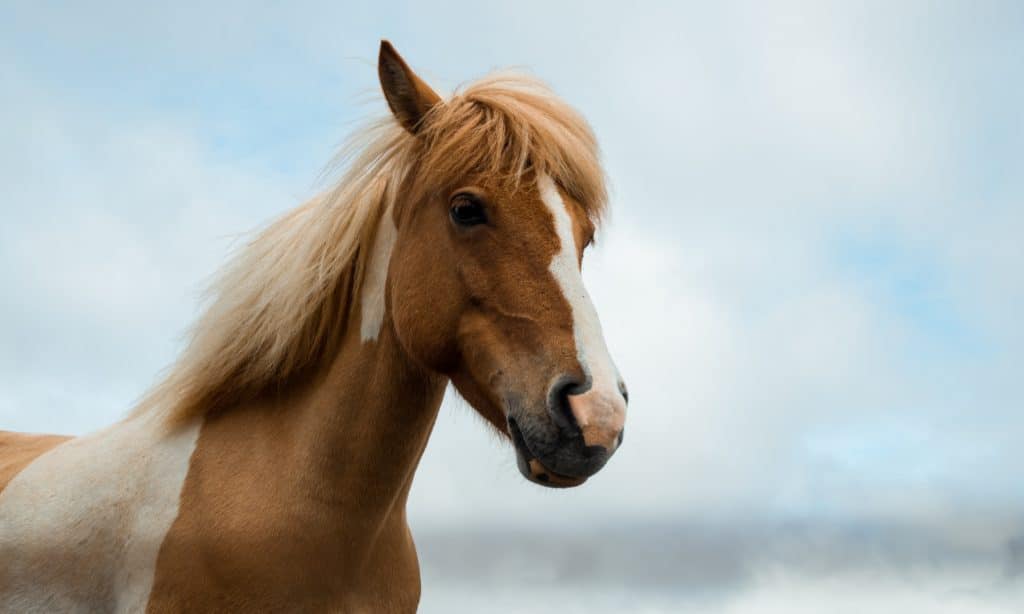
[0,65,303,432]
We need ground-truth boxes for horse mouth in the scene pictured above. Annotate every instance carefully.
[507,416,588,488]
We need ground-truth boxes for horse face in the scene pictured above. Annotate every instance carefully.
[388,171,626,487]
[380,42,626,488]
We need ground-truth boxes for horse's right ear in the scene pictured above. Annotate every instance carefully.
[378,41,442,134]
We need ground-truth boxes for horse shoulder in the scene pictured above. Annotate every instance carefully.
[0,418,201,612]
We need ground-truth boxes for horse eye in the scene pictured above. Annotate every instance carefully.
[449,195,487,227]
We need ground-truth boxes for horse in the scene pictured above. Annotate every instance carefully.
[0,41,627,612]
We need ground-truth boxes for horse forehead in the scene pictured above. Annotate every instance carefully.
[496,181,588,256]
[532,178,589,257]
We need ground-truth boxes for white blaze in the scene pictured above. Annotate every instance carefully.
[537,173,624,443]
[0,413,200,612]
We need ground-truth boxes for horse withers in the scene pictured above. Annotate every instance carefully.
[0,41,627,612]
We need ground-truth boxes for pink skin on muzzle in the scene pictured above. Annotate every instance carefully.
[567,385,626,452]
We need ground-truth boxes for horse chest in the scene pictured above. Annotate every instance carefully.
[137,419,421,611]
[146,505,422,612]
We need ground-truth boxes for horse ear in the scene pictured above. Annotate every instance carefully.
[378,40,442,134]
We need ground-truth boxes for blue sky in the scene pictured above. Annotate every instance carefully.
[2,0,1022,557]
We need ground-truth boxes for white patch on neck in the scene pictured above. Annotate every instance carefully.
[0,412,201,611]
[360,203,398,342]
[537,174,621,402]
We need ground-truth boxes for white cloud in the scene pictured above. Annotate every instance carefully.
[0,67,303,431]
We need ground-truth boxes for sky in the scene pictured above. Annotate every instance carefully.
[2,1,1023,611]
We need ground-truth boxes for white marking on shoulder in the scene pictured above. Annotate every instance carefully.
[360,203,398,342]
[538,173,623,411]
[0,412,200,612]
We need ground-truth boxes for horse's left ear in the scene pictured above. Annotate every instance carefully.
[378,40,442,134]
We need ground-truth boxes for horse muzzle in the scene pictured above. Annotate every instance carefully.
[506,375,626,488]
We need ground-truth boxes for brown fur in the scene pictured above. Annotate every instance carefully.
[147,310,442,612]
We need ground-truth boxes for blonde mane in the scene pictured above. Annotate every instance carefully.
[140,71,607,425]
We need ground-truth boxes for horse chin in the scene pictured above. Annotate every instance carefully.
[518,453,588,488]
[508,416,588,488]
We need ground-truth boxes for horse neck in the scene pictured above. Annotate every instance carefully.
[284,313,446,517]
[141,310,445,604]
[294,315,445,509]
[185,307,447,536]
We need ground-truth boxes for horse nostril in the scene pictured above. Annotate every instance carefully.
[548,375,584,435]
